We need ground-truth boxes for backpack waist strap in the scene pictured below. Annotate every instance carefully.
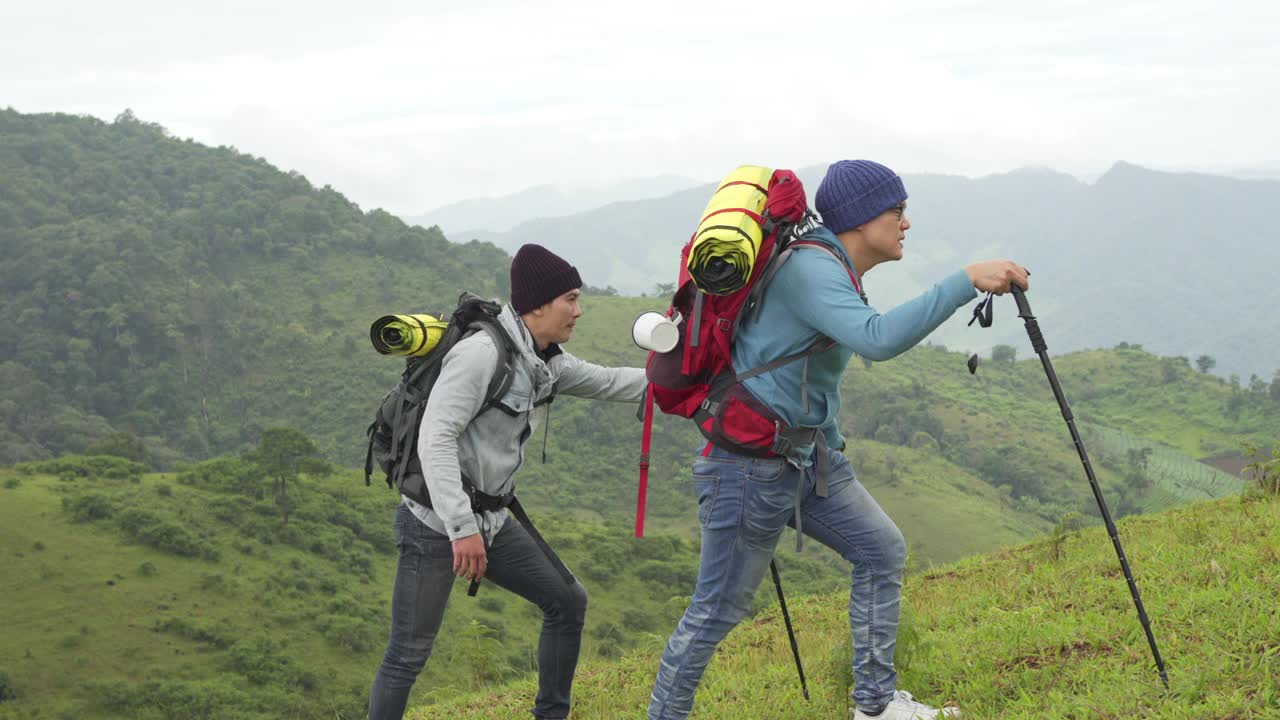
[464,491,575,596]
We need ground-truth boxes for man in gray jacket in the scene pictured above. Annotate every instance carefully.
[369,244,648,720]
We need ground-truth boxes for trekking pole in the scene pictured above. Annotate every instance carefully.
[1007,286,1169,690]
[770,558,810,700]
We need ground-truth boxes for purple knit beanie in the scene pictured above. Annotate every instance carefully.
[510,244,583,314]
[815,160,908,234]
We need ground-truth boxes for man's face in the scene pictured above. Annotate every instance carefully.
[862,202,910,263]
[537,289,583,345]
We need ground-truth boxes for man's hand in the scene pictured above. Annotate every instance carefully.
[964,260,1030,295]
[452,533,487,582]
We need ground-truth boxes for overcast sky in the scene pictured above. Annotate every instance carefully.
[4,0,1278,214]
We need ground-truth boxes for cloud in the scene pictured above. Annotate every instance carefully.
[3,0,1277,213]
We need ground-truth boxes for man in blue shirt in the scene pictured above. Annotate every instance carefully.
[647,160,1029,720]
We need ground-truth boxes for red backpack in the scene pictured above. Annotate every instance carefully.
[634,167,862,536]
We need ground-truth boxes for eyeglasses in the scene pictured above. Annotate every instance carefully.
[886,203,907,221]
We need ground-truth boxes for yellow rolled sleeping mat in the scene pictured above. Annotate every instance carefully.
[686,165,773,295]
[370,314,449,356]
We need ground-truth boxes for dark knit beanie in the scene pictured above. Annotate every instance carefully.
[815,160,908,235]
[510,244,583,314]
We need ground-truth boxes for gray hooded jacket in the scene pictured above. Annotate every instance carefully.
[406,303,647,542]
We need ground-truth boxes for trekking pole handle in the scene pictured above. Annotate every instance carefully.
[1008,286,1048,355]
[1010,285,1034,319]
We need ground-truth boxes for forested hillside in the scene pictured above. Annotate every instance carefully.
[0,109,508,465]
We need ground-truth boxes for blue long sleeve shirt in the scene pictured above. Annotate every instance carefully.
[732,226,977,454]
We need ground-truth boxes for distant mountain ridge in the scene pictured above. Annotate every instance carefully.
[403,173,697,234]
[441,162,1280,380]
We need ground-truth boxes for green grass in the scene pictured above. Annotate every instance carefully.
[0,461,851,719]
[417,492,1280,719]
[0,469,387,719]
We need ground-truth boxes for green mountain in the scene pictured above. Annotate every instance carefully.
[0,108,509,466]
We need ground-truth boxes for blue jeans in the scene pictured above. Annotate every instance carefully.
[369,504,588,719]
[648,445,907,719]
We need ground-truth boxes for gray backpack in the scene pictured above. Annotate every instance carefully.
[363,293,517,506]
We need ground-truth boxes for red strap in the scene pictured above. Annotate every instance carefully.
[699,206,764,227]
[717,180,769,194]
[636,384,655,538]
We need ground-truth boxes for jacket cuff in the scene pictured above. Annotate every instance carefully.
[943,269,979,305]
[440,512,480,541]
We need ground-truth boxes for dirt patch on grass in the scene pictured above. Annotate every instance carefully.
[995,639,1114,671]
[1200,450,1264,478]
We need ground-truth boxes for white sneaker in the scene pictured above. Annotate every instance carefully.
[851,690,962,719]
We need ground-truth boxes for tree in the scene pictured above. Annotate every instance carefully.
[991,344,1017,363]
[1243,444,1279,496]
[1271,371,1280,403]
[245,427,323,525]
[85,430,151,467]
[1125,447,1152,473]
[652,282,676,297]
[1249,374,1268,396]
[1196,355,1216,374]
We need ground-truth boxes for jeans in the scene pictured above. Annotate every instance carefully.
[648,445,907,719]
[369,504,588,719]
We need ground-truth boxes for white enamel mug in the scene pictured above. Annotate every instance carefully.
[632,311,682,353]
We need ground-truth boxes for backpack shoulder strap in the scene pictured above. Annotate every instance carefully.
[466,319,517,415]
[788,240,866,303]
[740,247,795,327]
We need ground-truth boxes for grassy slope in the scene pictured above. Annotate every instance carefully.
[0,464,849,719]
[419,492,1280,719]
[0,472,387,719]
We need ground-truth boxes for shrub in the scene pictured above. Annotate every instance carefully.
[139,561,158,577]
[62,493,117,522]
[319,615,376,654]
[178,456,264,498]
[89,678,259,720]
[229,638,291,685]
[116,508,205,558]
[199,574,235,595]
[0,671,15,702]
[910,431,941,453]
[17,455,147,481]
[3,478,18,489]
[156,618,234,649]
[622,608,655,633]
[85,431,152,466]
[991,344,1017,363]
